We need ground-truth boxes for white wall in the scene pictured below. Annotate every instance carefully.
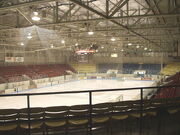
[0,83,6,91]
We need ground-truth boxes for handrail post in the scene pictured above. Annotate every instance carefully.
[140,88,143,135]
[27,95,31,135]
[89,91,92,135]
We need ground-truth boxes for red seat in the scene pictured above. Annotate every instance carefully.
[155,72,180,99]
[0,64,76,83]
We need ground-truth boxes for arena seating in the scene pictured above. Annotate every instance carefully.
[98,63,120,73]
[123,63,140,74]
[0,64,76,83]
[141,64,162,75]
[0,97,180,135]
[160,62,180,75]
[98,63,162,74]
[155,72,180,98]
[71,63,96,73]
[0,66,35,82]
[123,63,162,74]
[0,78,6,84]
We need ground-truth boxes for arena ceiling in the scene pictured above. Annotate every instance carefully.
[0,0,179,53]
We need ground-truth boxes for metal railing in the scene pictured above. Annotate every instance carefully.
[0,85,180,135]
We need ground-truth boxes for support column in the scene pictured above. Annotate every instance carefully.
[178,40,180,56]
[106,0,109,17]
[16,11,20,28]
[55,2,59,22]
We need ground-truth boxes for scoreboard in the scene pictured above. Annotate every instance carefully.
[70,49,95,63]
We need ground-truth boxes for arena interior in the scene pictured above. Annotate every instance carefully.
[0,0,180,135]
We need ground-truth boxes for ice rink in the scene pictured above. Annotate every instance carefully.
[0,79,155,109]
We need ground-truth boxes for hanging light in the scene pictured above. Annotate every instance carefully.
[32,12,41,21]
[32,16,40,21]
[61,40,65,44]
[111,37,116,41]
[20,42,24,46]
[101,46,104,49]
[34,12,38,16]
[136,45,140,48]
[51,44,54,48]
[75,43,78,46]
[27,33,32,39]
[88,31,94,35]
[144,47,148,50]
[128,43,132,46]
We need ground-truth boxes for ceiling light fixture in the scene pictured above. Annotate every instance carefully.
[20,42,24,46]
[61,40,65,44]
[128,43,132,46]
[32,16,40,21]
[144,47,148,50]
[75,43,78,46]
[88,31,94,35]
[32,12,41,21]
[111,37,116,41]
[101,46,104,49]
[136,45,140,48]
[27,33,32,39]
[34,12,38,16]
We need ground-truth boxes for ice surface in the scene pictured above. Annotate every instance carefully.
[0,79,155,109]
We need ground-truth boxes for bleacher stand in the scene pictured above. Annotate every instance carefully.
[98,63,162,74]
[155,72,180,98]
[0,64,76,84]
